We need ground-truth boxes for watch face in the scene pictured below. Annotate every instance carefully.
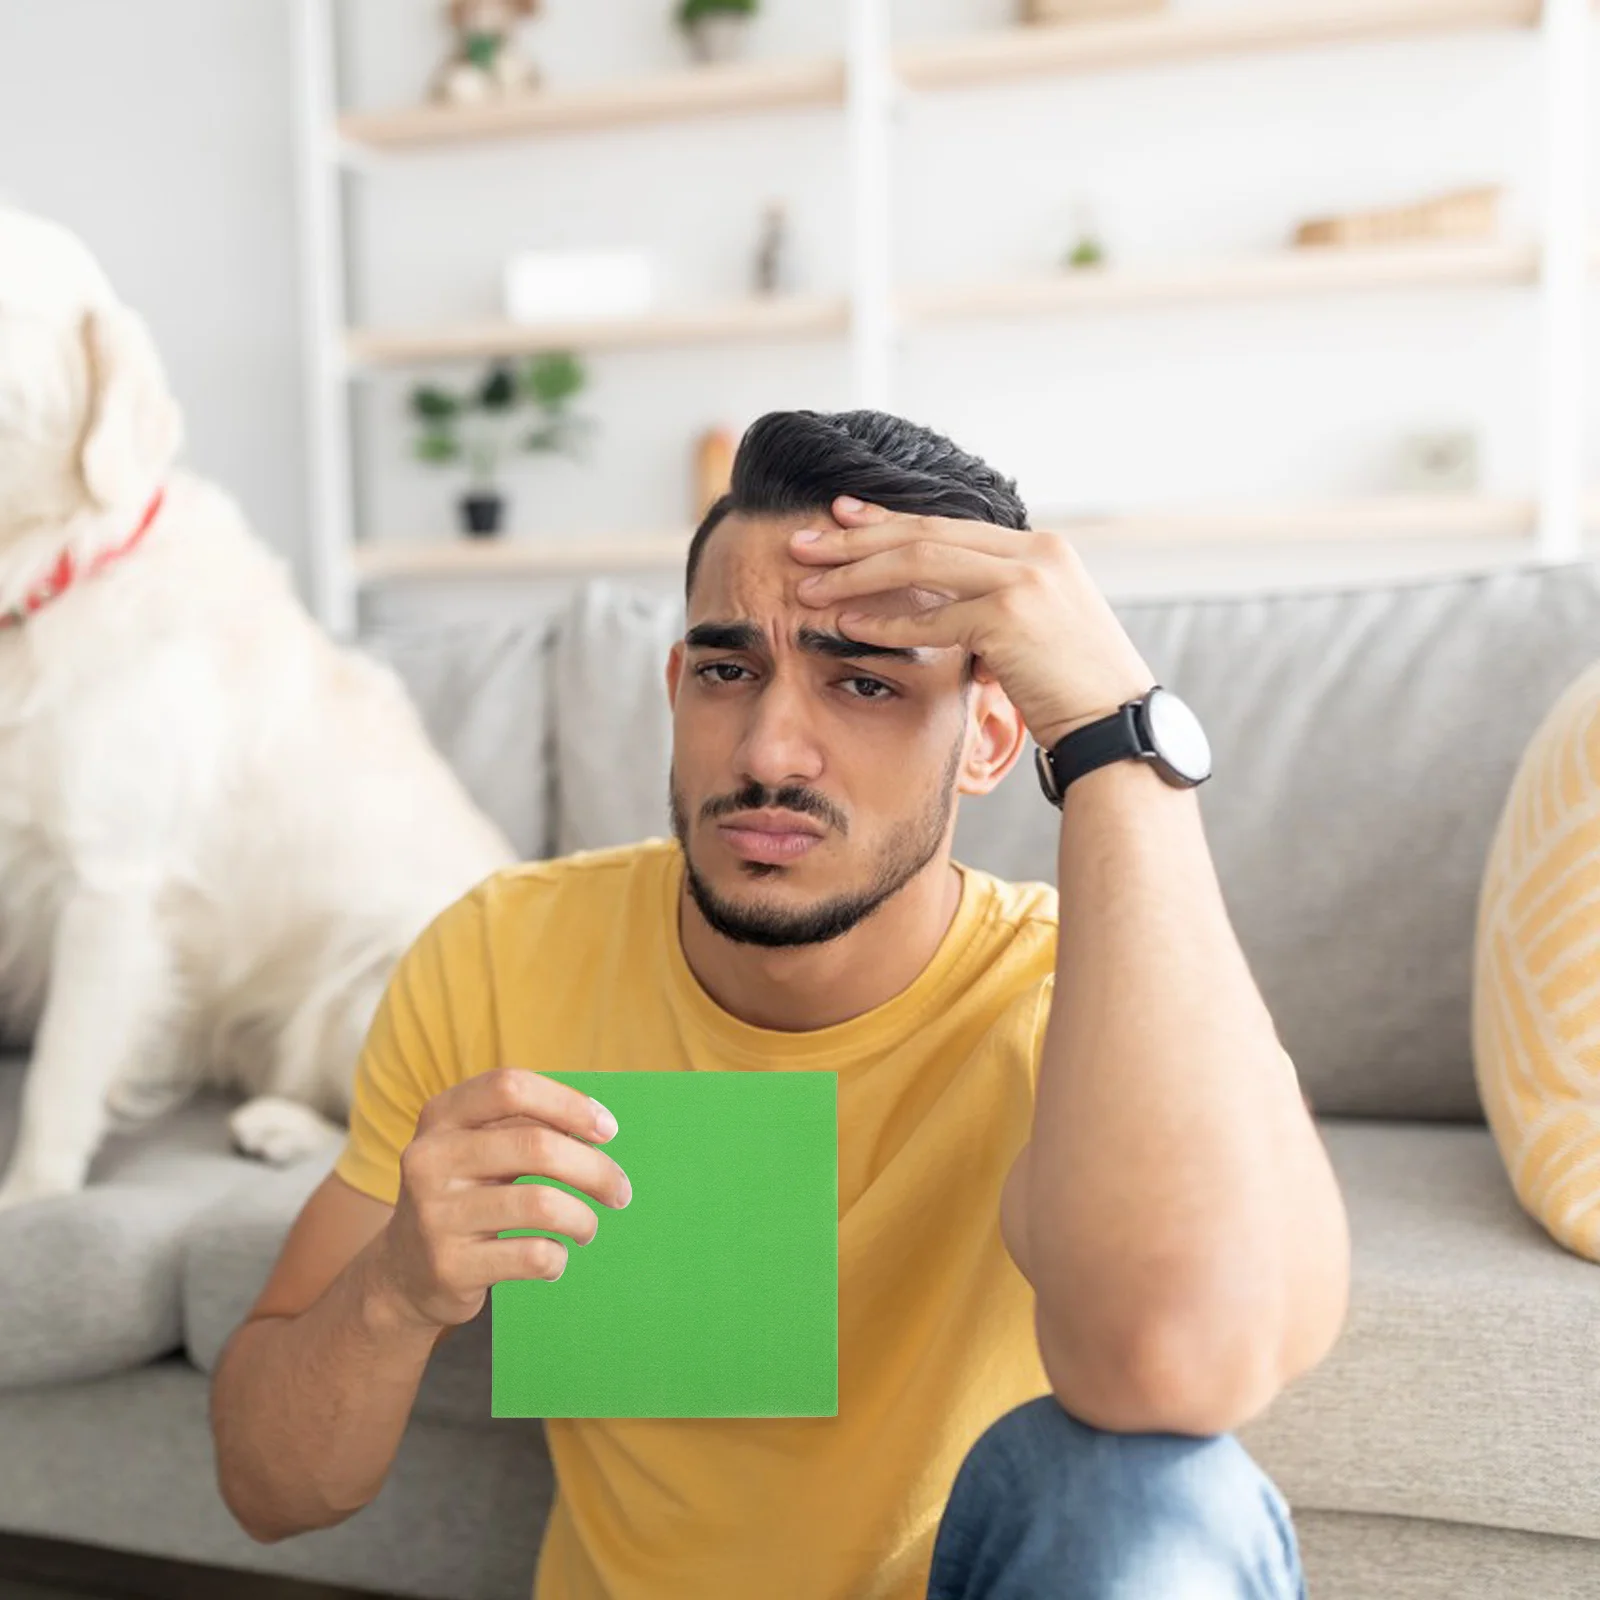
[1033,742,1063,805]
[1143,688,1212,784]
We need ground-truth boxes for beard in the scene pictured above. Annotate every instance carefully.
[668,731,965,949]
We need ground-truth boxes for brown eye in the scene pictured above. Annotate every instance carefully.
[696,662,749,685]
[843,676,894,700]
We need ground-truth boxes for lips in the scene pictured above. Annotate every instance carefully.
[716,811,825,864]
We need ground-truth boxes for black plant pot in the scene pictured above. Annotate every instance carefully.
[459,491,505,538]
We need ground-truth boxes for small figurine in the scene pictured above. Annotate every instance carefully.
[1293,186,1501,251]
[1395,430,1482,495]
[431,0,542,107]
[753,202,789,296]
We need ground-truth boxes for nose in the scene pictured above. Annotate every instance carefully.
[733,666,825,791]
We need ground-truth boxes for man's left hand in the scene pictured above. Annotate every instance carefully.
[790,496,1157,751]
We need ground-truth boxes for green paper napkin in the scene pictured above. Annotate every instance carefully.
[492,1070,838,1419]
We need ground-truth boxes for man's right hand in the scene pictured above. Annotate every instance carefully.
[370,1068,632,1331]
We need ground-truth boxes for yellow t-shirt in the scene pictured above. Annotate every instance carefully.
[335,837,1057,1600]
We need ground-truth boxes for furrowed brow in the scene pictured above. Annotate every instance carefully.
[797,626,923,664]
[683,620,926,665]
[684,621,766,653]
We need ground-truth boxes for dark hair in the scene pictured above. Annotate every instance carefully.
[684,409,1030,600]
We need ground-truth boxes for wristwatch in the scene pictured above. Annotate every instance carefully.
[1034,685,1212,807]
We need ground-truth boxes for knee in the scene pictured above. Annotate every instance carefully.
[965,1393,1284,1523]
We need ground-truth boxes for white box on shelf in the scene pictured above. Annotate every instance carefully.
[503,250,656,323]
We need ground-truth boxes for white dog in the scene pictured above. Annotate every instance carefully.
[0,208,516,1209]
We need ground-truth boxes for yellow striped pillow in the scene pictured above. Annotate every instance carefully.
[1474,656,1600,1263]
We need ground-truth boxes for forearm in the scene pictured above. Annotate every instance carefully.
[211,1235,442,1542]
[1027,759,1349,1424]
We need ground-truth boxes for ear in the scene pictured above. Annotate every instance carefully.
[957,672,1029,798]
[666,639,685,710]
[78,304,183,510]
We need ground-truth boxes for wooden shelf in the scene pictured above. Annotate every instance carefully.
[339,56,846,150]
[353,535,691,582]
[900,239,1540,324]
[897,0,1543,92]
[332,2,1546,153]
[1047,494,1538,543]
[345,292,851,367]
[348,242,1536,369]
[354,495,1547,587]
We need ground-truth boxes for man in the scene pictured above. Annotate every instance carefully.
[211,409,1348,1598]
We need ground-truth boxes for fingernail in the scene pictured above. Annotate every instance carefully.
[590,1097,618,1140]
[617,1175,632,1208]
[792,528,822,545]
[835,496,864,512]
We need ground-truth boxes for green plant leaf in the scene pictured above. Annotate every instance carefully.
[463,31,500,70]
[678,0,757,24]
[522,351,586,409]
[525,411,600,459]
[410,385,461,421]
[415,430,460,464]
[478,362,519,411]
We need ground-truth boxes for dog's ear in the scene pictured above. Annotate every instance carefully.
[78,303,184,510]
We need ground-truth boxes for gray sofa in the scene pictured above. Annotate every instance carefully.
[4,561,1600,1600]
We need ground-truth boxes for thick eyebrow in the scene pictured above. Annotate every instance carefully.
[683,620,923,664]
[684,621,763,653]
[798,626,923,664]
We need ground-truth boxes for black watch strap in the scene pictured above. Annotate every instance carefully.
[1035,697,1148,808]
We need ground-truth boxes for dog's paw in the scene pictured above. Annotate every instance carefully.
[229,1096,342,1166]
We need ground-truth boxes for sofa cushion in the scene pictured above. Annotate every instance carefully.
[0,1357,551,1600]
[1472,652,1600,1266]
[0,1056,263,1389]
[361,617,556,862]
[1238,1118,1600,1540]
[547,562,1600,1120]
[182,1148,492,1427]
[551,582,680,859]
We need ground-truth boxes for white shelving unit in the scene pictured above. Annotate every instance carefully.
[293,0,1592,633]
[345,294,854,368]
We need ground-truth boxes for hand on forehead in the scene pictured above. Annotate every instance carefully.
[690,510,961,668]
[691,512,839,610]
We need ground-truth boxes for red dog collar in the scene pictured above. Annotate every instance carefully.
[0,486,166,631]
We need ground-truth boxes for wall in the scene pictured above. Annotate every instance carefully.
[0,0,312,596]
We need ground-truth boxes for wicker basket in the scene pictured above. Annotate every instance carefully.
[1020,0,1165,23]
[1293,185,1502,249]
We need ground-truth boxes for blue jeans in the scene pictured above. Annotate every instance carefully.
[926,1395,1307,1600]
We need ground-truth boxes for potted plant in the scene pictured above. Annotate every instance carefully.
[675,0,757,64]
[410,351,597,538]
[1061,198,1107,272]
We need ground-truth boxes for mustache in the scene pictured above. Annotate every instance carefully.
[700,780,849,837]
